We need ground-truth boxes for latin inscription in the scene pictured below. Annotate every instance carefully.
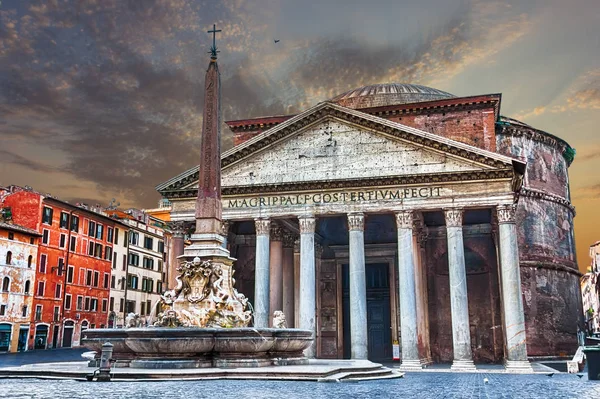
[226,187,442,208]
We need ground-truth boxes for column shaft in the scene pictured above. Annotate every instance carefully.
[497,204,531,371]
[348,213,368,359]
[299,216,316,358]
[395,211,421,369]
[445,209,475,370]
[282,233,295,327]
[254,218,271,328]
[269,224,284,326]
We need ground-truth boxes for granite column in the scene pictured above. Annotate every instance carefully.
[254,218,271,328]
[348,213,368,359]
[282,232,295,327]
[269,224,284,326]
[445,209,475,370]
[299,216,316,357]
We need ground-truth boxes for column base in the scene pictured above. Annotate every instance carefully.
[399,359,424,371]
[504,359,533,373]
[450,359,476,371]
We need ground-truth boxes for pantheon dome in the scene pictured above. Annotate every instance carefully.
[330,83,456,109]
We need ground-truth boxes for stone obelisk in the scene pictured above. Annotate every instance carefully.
[181,24,231,262]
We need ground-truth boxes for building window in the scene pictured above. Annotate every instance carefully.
[53,306,59,322]
[104,246,113,261]
[60,212,70,229]
[57,258,64,276]
[148,279,154,293]
[102,299,108,312]
[88,220,96,237]
[107,227,113,243]
[114,228,119,245]
[157,260,163,272]
[8,232,14,240]
[144,237,153,250]
[129,231,139,246]
[103,273,109,289]
[42,207,53,225]
[67,266,74,283]
[112,254,117,270]
[158,241,164,253]
[37,281,44,296]
[70,236,76,252]
[35,305,42,321]
[77,296,83,311]
[42,229,49,244]
[0,305,5,316]
[119,298,124,312]
[5,251,12,265]
[27,255,33,268]
[55,284,61,299]
[90,298,98,312]
[96,224,104,240]
[127,274,138,290]
[2,277,10,292]
[122,254,127,271]
[70,215,79,232]
[126,300,136,313]
[120,277,126,289]
[141,277,147,292]
[59,234,66,248]
[128,253,139,266]
[88,241,94,256]
[22,305,28,317]
[111,275,115,289]
[65,294,72,310]
[84,297,90,311]
[24,280,30,294]
[157,281,163,294]
[86,270,92,286]
[143,257,154,270]
[109,297,114,312]
[93,271,99,287]
[140,301,145,316]
[39,254,47,273]
[94,243,103,258]
[30,237,34,245]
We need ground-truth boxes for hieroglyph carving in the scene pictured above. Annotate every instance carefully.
[497,204,517,224]
[444,209,463,227]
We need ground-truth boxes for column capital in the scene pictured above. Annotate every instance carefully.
[497,204,517,224]
[347,213,365,231]
[282,232,296,248]
[255,218,271,236]
[298,215,316,234]
[270,223,284,241]
[417,229,429,248]
[444,209,463,227]
[168,221,186,238]
[395,210,413,229]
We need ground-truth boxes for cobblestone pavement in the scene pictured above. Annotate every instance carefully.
[0,348,87,367]
[0,372,599,399]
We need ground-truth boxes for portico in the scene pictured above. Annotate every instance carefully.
[158,101,531,369]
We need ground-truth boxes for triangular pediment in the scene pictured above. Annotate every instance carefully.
[157,102,524,196]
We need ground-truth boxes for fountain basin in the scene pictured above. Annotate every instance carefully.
[81,327,313,369]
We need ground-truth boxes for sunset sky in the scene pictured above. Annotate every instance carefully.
[0,0,598,271]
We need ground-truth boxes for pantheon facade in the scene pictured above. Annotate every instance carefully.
[157,84,580,369]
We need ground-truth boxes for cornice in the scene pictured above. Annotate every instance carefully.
[161,168,514,199]
[519,187,575,216]
[497,124,574,166]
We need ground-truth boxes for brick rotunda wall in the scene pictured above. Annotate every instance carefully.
[496,119,582,358]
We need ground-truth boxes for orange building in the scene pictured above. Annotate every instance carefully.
[1,186,122,348]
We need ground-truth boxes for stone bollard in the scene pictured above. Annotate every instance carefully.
[97,342,113,382]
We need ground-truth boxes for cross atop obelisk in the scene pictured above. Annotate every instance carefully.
[208,24,221,59]
[182,23,231,260]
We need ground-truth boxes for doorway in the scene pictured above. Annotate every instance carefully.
[62,321,74,348]
[342,263,392,362]
[35,325,48,349]
[52,325,60,348]
[17,327,28,352]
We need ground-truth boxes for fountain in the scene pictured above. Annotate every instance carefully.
[81,25,313,369]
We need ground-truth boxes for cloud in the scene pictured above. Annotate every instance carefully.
[0,0,535,208]
[0,149,62,173]
[573,184,600,200]
[514,69,600,120]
